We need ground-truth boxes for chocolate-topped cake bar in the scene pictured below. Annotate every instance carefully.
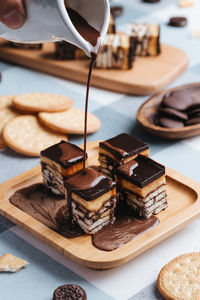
[116,155,167,218]
[65,167,117,234]
[40,141,88,196]
[9,42,42,50]
[127,23,160,56]
[95,33,135,70]
[99,133,149,179]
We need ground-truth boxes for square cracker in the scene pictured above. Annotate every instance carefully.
[0,253,28,272]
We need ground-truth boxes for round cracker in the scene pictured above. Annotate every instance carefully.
[38,108,101,134]
[0,95,14,108]
[12,93,74,112]
[157,252,200,300]
[0,107,19,149]
[3,115,67,157]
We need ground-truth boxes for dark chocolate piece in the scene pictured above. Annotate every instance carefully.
[53,284,87,300]
[65,167,116,201]
[9,184,83,238]
[162,87,200,111]
[168,17,187,27]
[111,6,124,18]
[158,117,184,128]
[116,155,165,188]
[92,202,158,251]
[185,117,200,126]
[159,107,188,121]
[41,141,86,169]
[100,133,149,159]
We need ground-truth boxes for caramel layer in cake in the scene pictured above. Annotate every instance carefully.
[40,141,88,196]
[65,167,117,234]
[116,155,167,218]
[127,23,160,56]
[99,133,149,179]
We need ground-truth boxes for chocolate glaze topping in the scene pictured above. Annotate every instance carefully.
[92,202,158,251]
[116,155,165,188]
[9,184,83,238]
[41,141,85,168]
[100,133,149,159]
[65,167,116,201]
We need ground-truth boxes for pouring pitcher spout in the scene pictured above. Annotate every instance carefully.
[0,0,110,57]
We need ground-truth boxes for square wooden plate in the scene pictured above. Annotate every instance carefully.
[0,142,200,269]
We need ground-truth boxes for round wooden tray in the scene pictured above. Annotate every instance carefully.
[137,83,200,139]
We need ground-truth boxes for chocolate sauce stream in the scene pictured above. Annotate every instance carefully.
[66,7,100,173]
[83,55,96,173]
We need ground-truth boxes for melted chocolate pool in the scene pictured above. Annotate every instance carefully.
[9,185,159,251]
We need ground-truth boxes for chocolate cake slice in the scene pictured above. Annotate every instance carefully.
[127,23,160,56]
[95,33,135,70]
[40,141,88,196]
[116,155,167,218]
[99,133,149,179]
[65,167,117,234]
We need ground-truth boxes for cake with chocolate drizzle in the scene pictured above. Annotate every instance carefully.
[99,133,149,180]
[40,141,88,197]
[116,155,167,219]
[65,167,117,234]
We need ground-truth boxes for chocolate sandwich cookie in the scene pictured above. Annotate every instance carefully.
[168,17,187,27]
[116,155,167,219]
[53,284,87,300]
[158,117,184,129]
[158,107,188,121]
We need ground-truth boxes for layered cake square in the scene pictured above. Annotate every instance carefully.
[95,33,135,69]
[9,42,42,50]
[55,41,87,60]
[40,141,88,196]
[116,155,167,218]
[65,167,117,234]
[127,23,160,56]
[99,133,149,179]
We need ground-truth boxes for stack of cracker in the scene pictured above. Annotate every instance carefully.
[0,93,101,156]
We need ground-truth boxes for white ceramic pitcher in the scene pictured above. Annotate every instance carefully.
[0,0,110,57]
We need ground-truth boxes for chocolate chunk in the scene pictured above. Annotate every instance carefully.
[111,6,124,18]
[159,107,188,121]
[53,284,87,300]
[158,117,184,128]
[116,155,165,188]
[168,17,187,27]
[185,117,200,126]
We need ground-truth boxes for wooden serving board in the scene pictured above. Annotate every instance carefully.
[0,40,189,95]
[0,141,200,270]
